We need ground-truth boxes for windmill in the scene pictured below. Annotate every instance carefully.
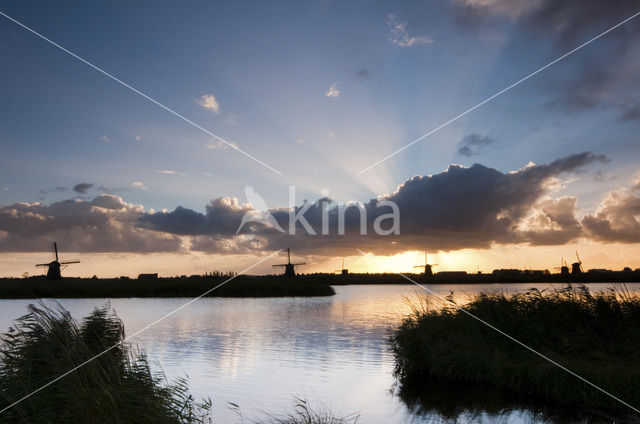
[571,251,583,275]
[553,257,569,276]
[334,258,348,276]
[414,252,437,277]
[36,242,80,280]
[272,248,305,277]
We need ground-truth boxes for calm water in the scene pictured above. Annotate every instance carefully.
[0,283,636,423]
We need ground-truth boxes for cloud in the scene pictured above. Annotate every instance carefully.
[225,113,239,125]
[0,195,182,252]
[139,152,607,255]
[356,68,370,78]
[156,170,186,176]
[457,133,497,156]
[100,135,110,143]
[325,83,340,98]
[132,181,148,190]
[206,139,238,150]
[39,186,69,196]
[453,0,640,121]
[582,189,640,243]
[386,14,433,47]
[198,94,221,114]
[73,183,94,194]
[2,153,620,256]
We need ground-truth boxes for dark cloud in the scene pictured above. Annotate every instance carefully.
[73,183,94,194]
[356,68,370,78]
[0,194,182,252]
[621,103,640,122]
[457,133,496,156]
[453,0,640,121]
[38,186,69,196]
[1,153,623,255]
[140,152,606,255]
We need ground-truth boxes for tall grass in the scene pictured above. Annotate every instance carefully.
[0,302,212,424]
[244,398,358,424]
[391,285,640,420]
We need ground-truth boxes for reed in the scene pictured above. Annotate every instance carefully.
[0,302,213,423]
[391,284,640,419]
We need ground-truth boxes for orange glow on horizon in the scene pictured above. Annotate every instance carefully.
[1,240,640,278]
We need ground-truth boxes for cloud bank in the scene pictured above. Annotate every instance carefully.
[2,152,637,256]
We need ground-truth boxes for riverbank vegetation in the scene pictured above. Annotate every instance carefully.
[0,275,335,298]
[0,303,213,423]
[0,303,356,423]
[391,285,640,422]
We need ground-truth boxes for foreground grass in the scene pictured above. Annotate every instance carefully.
[0,276,335,298]
[0,303,355,424]
[391,285,640,420]
[0,303,213,423]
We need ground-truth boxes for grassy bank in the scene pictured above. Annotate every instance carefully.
[391,285,640,421]
[0,303,356,424]
[0,275,335,298]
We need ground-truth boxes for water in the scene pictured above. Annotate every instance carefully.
[0,283,636,423]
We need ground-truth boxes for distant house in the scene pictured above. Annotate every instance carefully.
[137,273,158,280]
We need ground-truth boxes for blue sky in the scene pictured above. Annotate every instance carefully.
[1,0,640,275]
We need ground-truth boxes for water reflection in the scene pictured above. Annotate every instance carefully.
[398,378,626,424]
[0,283,637,423]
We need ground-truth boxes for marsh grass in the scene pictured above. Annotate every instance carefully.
[0,302,213,424]
[259,398,358,424]
[391,284,640,420]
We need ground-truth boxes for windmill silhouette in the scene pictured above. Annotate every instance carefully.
[414,252,437,277]
[272,248,306,277]
[553,257,569,276]
[236,186,285,234]
[571,251,583,275]
[334,258,348,276]
[36,242,80,280]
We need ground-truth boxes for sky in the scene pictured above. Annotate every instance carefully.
[1,0,640,277]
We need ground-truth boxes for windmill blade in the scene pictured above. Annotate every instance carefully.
[575,250,582,264]
[272,264,288,267]
[60,260,80,264]
[35,263,50,267]
[414,265,426,268]
[291,262,306,266]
